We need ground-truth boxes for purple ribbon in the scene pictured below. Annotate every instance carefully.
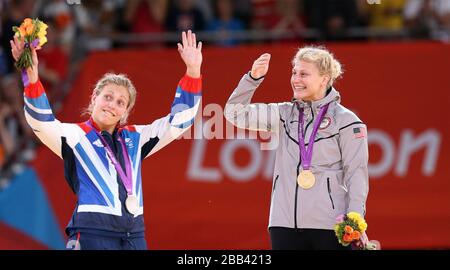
[87,121,133,195]
[20,38,40,87]
[21,69,29,87]
[25,38,40,48]
[298,103,329,170]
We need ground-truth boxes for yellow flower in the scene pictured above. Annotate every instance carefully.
[358,220,368,232]
[39,36,48,47]
[38,22,48,36]
[347,211,368,232]
[347,212,362,221]
[36,21,48,46]
[39,21,48,31]
[37,28,47,38]
[37,30,47,40]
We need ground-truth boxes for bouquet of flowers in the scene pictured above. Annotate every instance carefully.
[334,212,379,250]
[12,18,48,69]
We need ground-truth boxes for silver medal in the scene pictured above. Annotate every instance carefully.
[125,194,139,215]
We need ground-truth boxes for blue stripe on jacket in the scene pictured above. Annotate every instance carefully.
[24,104,55,122]
[24,94,52,110]
[76,158,110,206]
[75,143,115,207]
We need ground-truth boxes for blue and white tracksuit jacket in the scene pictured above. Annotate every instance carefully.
[23,74,202,236]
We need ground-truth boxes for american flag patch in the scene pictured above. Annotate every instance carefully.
[353,127,366,139]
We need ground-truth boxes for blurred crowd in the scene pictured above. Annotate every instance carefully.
[0,0,450,187]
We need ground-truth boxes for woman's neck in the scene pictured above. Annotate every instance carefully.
[91,117,116,134]
[305,90,326,102]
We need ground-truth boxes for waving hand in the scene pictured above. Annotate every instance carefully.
[177,30,202,78]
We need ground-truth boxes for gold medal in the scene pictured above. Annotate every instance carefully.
[125,194,139,215]
[297,170,315,189]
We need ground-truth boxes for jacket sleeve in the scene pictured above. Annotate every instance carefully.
[338,122,369,217]
[224,73,280,133]
[24,80,64,158]
[136,74,202,159]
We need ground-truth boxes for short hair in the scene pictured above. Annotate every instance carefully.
[292,46,343,89]
[85,73,137,125]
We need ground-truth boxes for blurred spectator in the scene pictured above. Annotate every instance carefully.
[207,0,245,47]
[270,0,306,42]
[304,0,359,41]
[0,74,37,173]
[0,47,8,76]
[196,0,214,23]
[0,92,15,169]
[165,0,206,32]
[368,0,406,30]
[0,1,5,75]
[354,0,370,29]
[0,0,4,35]
[0,0,38,178]
[250,0,277,30]
[124,0,168,48]
[404,0,450,40]
[231,0,252,29]
[40,0,75,54]
[0,74,32,141]
[37,17,69,108]
[72,0,117,53]
[0,0,36,74]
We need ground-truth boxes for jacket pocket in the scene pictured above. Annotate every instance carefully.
[273,175,279,191]
[326,177,335,209]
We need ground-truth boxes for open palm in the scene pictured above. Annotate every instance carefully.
[177,30,202,78]
[251,53,271,79]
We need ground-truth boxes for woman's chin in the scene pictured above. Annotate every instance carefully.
[96,118,117,128]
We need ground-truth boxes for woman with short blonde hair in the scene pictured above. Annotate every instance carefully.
[225,46,369,250]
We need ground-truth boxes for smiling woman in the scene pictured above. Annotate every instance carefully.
[11,30,203,250]
[290,47,342,102]
[86,74,136,134]
[224,46,369,250]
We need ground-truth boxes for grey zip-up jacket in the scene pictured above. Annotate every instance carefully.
[224,73,369,230]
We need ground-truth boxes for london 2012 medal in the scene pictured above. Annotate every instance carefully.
[297,170,316,189]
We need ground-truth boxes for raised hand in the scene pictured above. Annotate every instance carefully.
[10,36,39,84]
[177,30,202,78]
[250,53,271,79]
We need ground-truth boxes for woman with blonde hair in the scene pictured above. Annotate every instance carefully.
[225,46,369,250]
[11,30,203,250]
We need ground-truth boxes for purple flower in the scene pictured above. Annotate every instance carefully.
[336,214,345,223]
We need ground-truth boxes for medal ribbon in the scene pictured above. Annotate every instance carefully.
[87,121,133,195]
[298,103,329,170]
